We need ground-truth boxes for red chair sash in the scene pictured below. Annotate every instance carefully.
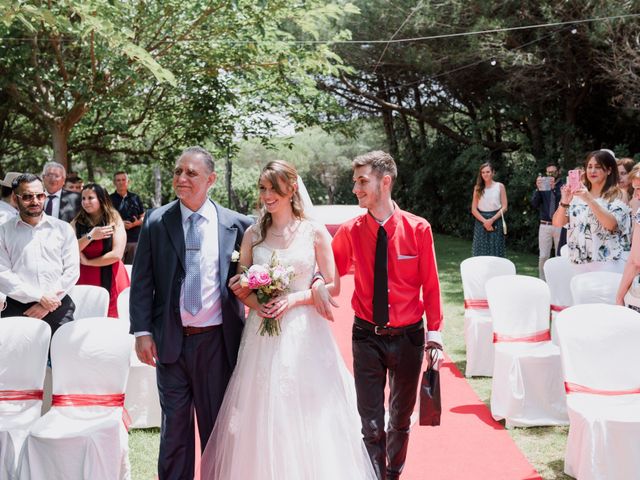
[550,305,567,312]
[464,299,489,310]
[493,329,551,343]
[0,389,43,401]
[564,382,640,396]
[52,393,131,431]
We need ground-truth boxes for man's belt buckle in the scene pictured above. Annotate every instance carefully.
[374,325,394,336]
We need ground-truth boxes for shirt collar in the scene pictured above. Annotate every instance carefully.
[16,213,54,229]
[179,199,215,224]
[365,203,400,234]
[47,189,62,199]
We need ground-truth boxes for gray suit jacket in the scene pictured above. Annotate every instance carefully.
[58,190,81,222]
[129,199,252,366]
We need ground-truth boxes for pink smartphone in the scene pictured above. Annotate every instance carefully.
[568,169,581,192]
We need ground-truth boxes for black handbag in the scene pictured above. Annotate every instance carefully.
[419,348,442,426]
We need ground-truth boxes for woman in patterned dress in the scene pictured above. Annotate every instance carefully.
[553,150,631,274]
[471,162,508,257]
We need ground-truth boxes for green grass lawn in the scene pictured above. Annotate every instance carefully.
[129,233,570,480]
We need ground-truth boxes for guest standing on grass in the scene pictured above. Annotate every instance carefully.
[552,150,630,274]
[313,151,444,480]
[471,162,508,257]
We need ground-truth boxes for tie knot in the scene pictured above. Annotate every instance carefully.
[189,212,201,224]
[378,225,386,237]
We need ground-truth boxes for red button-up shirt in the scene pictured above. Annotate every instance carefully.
[332,207,443,332]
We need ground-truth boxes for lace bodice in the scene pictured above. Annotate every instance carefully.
[251,221,316,293]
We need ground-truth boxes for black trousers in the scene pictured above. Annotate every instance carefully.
[2,295,75,336]
[353,319,424,480]
[156,327,231,480]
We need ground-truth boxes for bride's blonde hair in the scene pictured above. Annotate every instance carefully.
[254,160,305,246]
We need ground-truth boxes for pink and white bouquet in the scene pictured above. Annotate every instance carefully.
[240,251,295,336]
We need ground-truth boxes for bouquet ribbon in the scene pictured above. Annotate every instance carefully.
[52,393,132,431]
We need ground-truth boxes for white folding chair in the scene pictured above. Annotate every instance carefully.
[0,317,51,480]
[544,256,576,344]
[570,271,622,305]
[116,288,161,428]
[555,304,640,480]
[460,256,516,377]
[560,244,569,257]
[487,275,568,428]
[19,318,132,480]
[68,285,110,320]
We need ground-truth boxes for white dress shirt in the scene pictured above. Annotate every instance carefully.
[0,214,80,303]
[0,200,17,225]
[45,189,62,218]
[179,200,222,327]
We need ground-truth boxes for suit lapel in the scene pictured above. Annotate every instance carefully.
[215,202,238,299]
[162,202,186,271]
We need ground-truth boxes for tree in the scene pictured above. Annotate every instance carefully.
[0,0,357,173]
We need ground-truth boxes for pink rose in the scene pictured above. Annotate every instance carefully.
[246,265,272,289]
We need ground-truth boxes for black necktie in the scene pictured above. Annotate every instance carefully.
[373,225,389,326]
[44,195,55,216]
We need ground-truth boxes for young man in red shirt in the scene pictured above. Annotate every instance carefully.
[314,151,444,480]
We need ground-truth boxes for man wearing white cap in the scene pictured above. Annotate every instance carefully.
[0,172,20,225]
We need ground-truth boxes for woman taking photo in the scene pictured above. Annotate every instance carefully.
[471,162,508,257]
[552,150,631,273]
[71,183,130,317]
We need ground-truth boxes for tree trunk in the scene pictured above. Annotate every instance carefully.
[50,122,69,170]
[86,156,95,182]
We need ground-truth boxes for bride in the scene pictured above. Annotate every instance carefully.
[199,160,376,479]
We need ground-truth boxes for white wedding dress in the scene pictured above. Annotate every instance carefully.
[200,221,376,479]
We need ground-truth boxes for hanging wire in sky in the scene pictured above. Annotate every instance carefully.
[1,12,639,45]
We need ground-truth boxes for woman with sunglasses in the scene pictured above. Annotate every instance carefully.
[71,183,130,317]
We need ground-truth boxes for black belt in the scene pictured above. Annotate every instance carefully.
[540,220,553,225]
[183,325,220,336]
[354,316,423,336]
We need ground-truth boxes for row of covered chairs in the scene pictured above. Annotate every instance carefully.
[0,317,131,479]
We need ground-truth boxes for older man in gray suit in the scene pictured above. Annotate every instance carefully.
[130,146,252,480]
[42,161,80,222]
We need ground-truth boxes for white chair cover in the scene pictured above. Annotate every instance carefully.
[460,256,516,377]
[68,285,110,320]
[487,275,568,428]
[0,317,51,480]
[555,304,640,480]
[19,318,132,480]
[560,244,569,257]
[570,271,622,305]
[124,264,132,280]
[116,288,161,429]
[543,256,576,344]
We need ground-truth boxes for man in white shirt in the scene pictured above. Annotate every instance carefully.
[130,147,252,480]
[0,171,20,225]
[42,161,80,222]
[0,173,80,334]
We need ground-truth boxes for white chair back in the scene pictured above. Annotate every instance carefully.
[555,304,640,391]
[560,244,569,257]
[486,275,550,336]
[0,317,51,393]
[460,256,516,316]
[543,256,575,310]
[570,271,622,305]
[116,287,130,329]
[68,285,110,320]
[51,318,131,398]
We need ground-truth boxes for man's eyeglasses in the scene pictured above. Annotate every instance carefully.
[16,193,47,202]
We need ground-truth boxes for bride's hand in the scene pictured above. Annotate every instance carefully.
[260,295,290,319]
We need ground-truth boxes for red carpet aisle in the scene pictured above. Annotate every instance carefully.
[328,274,542,480]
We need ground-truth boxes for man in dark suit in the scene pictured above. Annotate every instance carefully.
[42,161,81,222]
[129,146,252,480]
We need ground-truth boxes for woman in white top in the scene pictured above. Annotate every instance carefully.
[471,162,508,257]
[552,150,631,274]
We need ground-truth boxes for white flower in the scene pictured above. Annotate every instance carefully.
[231,250,240,262]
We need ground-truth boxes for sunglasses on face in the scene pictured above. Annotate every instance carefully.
[16,193,47,202]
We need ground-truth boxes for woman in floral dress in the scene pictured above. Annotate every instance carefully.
[553,150,631,274]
